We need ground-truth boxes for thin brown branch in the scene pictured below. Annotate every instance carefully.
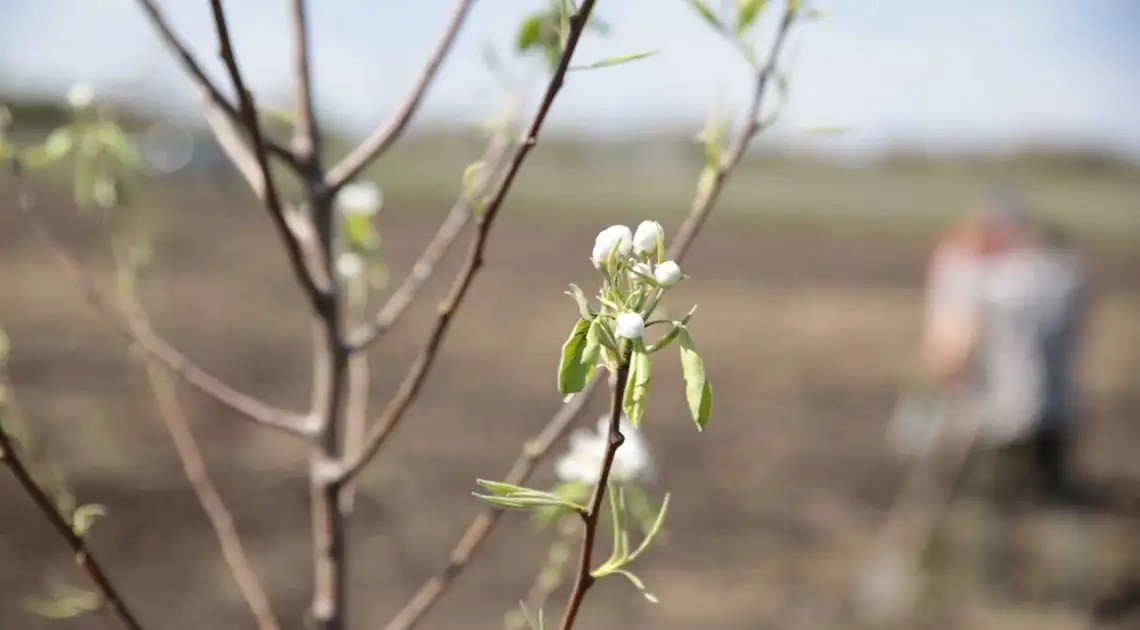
[557,365,630,630]
[338,279,371,515]
[325,0,477,192]
[8,177,311,437]
[290,0,321,164]
[334,0,599,485]
[105,235,283,630]
[376,6,802,629]
[0,397,145,630]
[208,0,331,312]
[346,111,518,352]
[129,0,297,168]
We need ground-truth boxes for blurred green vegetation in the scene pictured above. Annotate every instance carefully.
[5,94,1138,239]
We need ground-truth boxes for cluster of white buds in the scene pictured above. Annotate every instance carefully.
[588,221,686,342]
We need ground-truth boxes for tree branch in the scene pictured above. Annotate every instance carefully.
[290,0,321,165]
[105,234,283,630]
[376,6,802,628]
[0,394,145,630]
[324,0,476,192]
[334,0,600,485]
[9,177,311,437]
[346,107,519,352]
[557,365,629,630]
[130,0,297,168]
[208,0,331,312]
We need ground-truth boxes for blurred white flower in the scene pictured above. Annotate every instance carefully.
[336,252,364,279]
[654,261,682,287]
[632,220,664,255]
[336,182,382,216]
[67,83,95,109]
[615,312,645,339]
[555,414,654,485]
[591,225,632,268]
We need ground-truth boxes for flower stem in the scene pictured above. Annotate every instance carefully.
[557,361,630,630]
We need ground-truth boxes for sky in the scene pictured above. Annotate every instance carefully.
[2,0,1139,158]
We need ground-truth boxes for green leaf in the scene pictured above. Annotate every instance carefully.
[686,0,724,31]
[612,569,659,603]
[564,283,594,320]
[343,213,381,252]
[628,492,670,562]
[533,480,591,525]
[623,351,652,427]
[518,601,546,630]
[43,127,75,161]
[461,160,487,203]
[678,329,712,429]
[24,585,101,620]
[557,317,597,395]
[735,0,770,34]
[71,503,107,538]
[516,13,545,52]
[574,50,659,71]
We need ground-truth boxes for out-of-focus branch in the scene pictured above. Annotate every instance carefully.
[8,176,311,437]
[104,232,283,630]
[376,6,802,629]
[334,0,600,485]
[324,0,476,192]
[290,0,321,164]
[346,103,519,352]
[338,277,371,515]
[208,0,331,312]
[130,0,297,169]
[0,393,145,630]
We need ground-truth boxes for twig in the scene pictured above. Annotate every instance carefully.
[346,108,519,352]
[377,6,801,628]
[208,0,331,311]
[325,0,477,193]
[107,235,283,630]
[334,0,600,485]
[338,277,371,515]
[0,398,145,630]
[557,365,630,630]
[129,0,297,168]
[290,0,321,163]
[8,175,311,437]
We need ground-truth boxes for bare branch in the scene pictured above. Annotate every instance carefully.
[346,111,518,352]
[0,394,146,630]
[377,5,803,628]
[104,234,283,630]
[290,0,321,163]
[9,180,311,437]
[130,0,297,168]
[334,0,600,485]
[208,0,332,312]
[338,279,372,515]
[325,0,477,192]
[557,367,629,630]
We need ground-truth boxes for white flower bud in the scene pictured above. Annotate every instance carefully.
[336,182,382,217]
[67,83,95,109]
[336,252,364,279]
[654,260,682,287]
[615,312,645,340]
[632,220,664,255]
[591,225,633,268]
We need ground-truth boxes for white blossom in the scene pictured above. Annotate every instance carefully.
[629,261,653,282]
[336,252,364,279]
[632,220,664,255]
[591,225,632,268]
[615,312,645,339]
[555,414,654,484]
[336,182,382,217]
[67,83,95,109]
[654,261,682,287]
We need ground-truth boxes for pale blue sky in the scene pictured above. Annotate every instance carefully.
[2,0,1138,157]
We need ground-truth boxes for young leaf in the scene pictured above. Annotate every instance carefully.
[612,569,659,603]
[574,50,659,71]
[686,0,724,31]
[628,493,671,562]
[557,317,596,395]
[71,503,107,538]
[516,14,545,52]
[678,329,713,429]
[623,350,652,427]
[735,0,770,34]
[43,127,75,161]
[564,283,594,320]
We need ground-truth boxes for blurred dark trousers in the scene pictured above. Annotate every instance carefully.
[949,417,1092,607]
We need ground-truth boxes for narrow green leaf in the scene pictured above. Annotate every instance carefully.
[71,503,107,538]
[607,483,625,562]
[461,160,487,203]
[623,350,652,427]
[612,569,659,603]
[574,50,659,71]
[628,493,671,562]
[24,586,101,620]
[564,283,593,320]
[516,14,545,52]
[686,0,724,31]
[343,214,381,252]
[476,479,529,496]
[735,0,770,34]
[678,329,712,429]
[557,317,595,395]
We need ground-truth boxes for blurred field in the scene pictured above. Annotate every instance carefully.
[1,146,1138,630]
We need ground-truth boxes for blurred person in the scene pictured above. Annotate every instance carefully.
[920,189,1092,607]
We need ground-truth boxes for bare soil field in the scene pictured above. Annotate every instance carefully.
[1,184,1138,630]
